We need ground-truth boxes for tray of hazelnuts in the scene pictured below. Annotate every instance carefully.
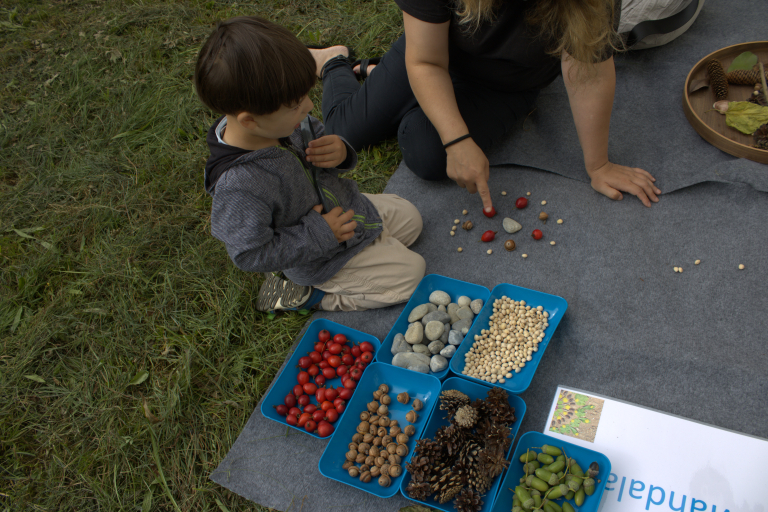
[318,362,441,498]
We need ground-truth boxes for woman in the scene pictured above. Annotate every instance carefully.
[310,0,661,211]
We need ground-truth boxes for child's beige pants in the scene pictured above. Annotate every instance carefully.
[317,194,425,312]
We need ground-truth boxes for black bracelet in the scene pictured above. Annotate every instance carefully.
[442,134,471,150]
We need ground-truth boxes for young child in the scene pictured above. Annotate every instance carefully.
[194,16,425,312]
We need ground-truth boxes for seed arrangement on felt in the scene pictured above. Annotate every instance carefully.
[513,444,601,512]
[342,384,422,487]
[405,387,517,511]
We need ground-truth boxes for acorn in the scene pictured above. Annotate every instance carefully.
[388,454,401,465]
[373,436,383,446]
[348,467,360,478]
[377,426,387,437]
[355,453,366,464]
[377,404,389,416]
[396,444,408,457]
[379,384,390,393]
[357,421,370,434]
[504,240,516,251]
[346,450,357,461]
[378,474,392,487]
[365,455,376,466]
[352,433,363,443]
[348,442,359,452]
[368,415,380,425]
[382,435,393,446]
[462,220,474,231]
[358,442,370,453]
[380,394,391,405]
[389,420,399,428]
[404,425,416,436]
[342,460,354,470]
[360,471,372,483]
[362,433,374,444]
[367,401,379,413]
[397,392,410,404]
[389,425,401,437]
[373,390,382,400]
[412,399,423,411]
[378,416,390,427]
[380,463,391,477]
[387,443,397,454]
[539,212,548,223]
[370,466,381,477]
[359,464,371,473]
[396,433,409,444]
[375,456,387,467]
[406,410,418,423]
[359,411,370,421]
[388,464,403,477]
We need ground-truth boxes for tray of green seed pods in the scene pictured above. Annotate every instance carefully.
[490,431,610,512]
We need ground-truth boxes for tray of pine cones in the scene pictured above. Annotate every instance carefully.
[683,41,768,164]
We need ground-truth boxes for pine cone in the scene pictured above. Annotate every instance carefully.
[454,405,478,428]
[726,68,768,85]
[413,438,443,464]
[748,91,767,107]
[707,59,728,101]
[405,454,431,483]
[754,123,768,150]
[485,387,516,426]
[434,424,466,459]
[434,466,466,503]
[454,487,484,512]
[406,480,431,501]
[479,444,509,480]
[440,389,470,418]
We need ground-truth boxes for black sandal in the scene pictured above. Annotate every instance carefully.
[351,57,381,80]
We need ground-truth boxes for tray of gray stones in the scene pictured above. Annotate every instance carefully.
[375,274,491,380]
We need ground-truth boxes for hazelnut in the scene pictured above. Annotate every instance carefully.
[396,444,408,457]
[358,442,371,453]
[367,401,379,413]
[378,474,392,488]
[348,467,360,478]
[378,384,390,393]
[357,421,370,434]
[377,404,389,416]
[380,394,391,405]
[348,442,359,452]
[397,392,410,404]
[360,464,371,473]
[380,463,391,476]
[346,450,357,461]
[352,433,363,443]
[378,416,391,427]
[504,240,516,251]
[462,220,473,231]
[362,433,374,444]
[389,420,399,428]
[369,414,380,424]
[539,212,548,223]
[404,425,416,436]
[396,433,409,444]
[373,390,382,400]
[387,443,397,454]
[377,426,387,437]
[365,455,376,466]
[389,426,402,437]
[369,446,380,457]
[406,410,418,423]
[360,471,372,483]
[412,399,423,411]
[373,436,383,446]
[382,435,393,446]
[342,460,354,470]
[355,453,366,464]
[388,464,403,477]
[359,411,370,421]
[370,466,381,477]
[388,454,402,465]
[375,456,387,467]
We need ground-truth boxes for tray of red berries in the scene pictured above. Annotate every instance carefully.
[260,318,380,439]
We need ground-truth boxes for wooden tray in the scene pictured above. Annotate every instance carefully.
[683,41,768,164]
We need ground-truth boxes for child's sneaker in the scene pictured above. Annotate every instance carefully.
[256,272,325,312]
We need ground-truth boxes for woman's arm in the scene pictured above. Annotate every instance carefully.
[403,12,494,213]
[562,52,661,207]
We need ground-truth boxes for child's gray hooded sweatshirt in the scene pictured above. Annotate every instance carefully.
[204,116,382,286]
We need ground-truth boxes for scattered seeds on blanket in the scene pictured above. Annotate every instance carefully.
[557,219,563,224]
[462,220,473,231]
[550,241,556,246]
[739,264,745,269]
[452,225,457,231]
[504,240,516,251]
[539,212,548,223]
[450,232,455,236]
[527,191,531,196]
[695,260,701,265]
[680,267,683,273]
[487,249,493,255]
[457,247,463,252]
[454,219,460,224]
[541,200,547,205]
[522,254,528,258]
[502,191,507,196]
[462,209,468,215]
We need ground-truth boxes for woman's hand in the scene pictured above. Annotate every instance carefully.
[588,161,660,207]
[445,138,493,212]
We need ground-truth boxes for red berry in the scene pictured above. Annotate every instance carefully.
[297,371,310,385]
[322,350,332,360]
[302,382,318,395]
[325,409,339,423]
[309,351,322,364]
[317,421,334,438]
[318,330,331,343]
[322,367,336,380]
[338,388,353,400]
[483,206,497,218]
[324,388,338,402]
[328,343,343,355]
[333,333,347,344]
[298,356,312,369]
[359,341,374,353]
[302,405,316,415]
[307,364,319,377]
[274,404,288,416]
[343,379,356,390]
[284,393,297,408]
[315,388,326,402]
[335,402,346,414]
[314,342,325,353]
[286,414,298,426]
[361,351,374,363]
[297,394,310,407]
[341,353,355,366]
[340,374,350,384]
[349,368,363,381]
[314,375,326,387]
[328,355,342,368]
[333,397,345,408]
[304,420,317,433]
[351,346,362,357]
[321,400,335,412]
[336,365,348,377]
[318,360,329,369]
[298,412,312,427]
[312,409,325,422]
[355,361,367,370]
[532,229,543,240]
[481,230,497,242]
[516,197,528,209]
[292,385,304,397]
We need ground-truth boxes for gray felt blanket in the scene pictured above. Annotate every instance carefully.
[211,1,768,510]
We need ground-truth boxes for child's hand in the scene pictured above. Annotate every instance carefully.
[306,135,347,168]
[313,205,357,242]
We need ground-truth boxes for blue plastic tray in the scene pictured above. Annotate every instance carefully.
[376,274,491,380]
[491,431,611,512]
[260,319,381,440]
[399,377,526,511]
[318,363,441,498]
[449,283,568,393]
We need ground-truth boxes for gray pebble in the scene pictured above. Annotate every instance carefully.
[448,330,464,346]
[440,327,450,344]
[424,320,445,341]
[429,290,451,306]
[503,217,522,234]
[440,345,456,358]
[405,322,424,344]
[461,326,470,335]
[391,333,412,355]
[428,340,445,354]
[427,303,437,313]
[408,363,430,374]
[422,310,451,325]
[437,304,446,312]
[456,306,474,321]
[392,352,431,369]
[457,296,471,308]
[470,299,484,314]
[430,355,449,373]
[412,343,431,356]
[451,318,473,333]
[447,303,460,323]
[407,303,431,323]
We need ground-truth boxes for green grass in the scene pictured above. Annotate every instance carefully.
[0,1,403,510]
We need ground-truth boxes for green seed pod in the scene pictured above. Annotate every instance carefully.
[548,500,563,512]
[535,468,554,482]
[562,502,576,512]
[556,454,566,462]
[525,474,535,487]
[513,507,523,512]
[547,459,565,473]
[513,496,522,508]
[543,503,556,512]
[530,476,550,493]
[529,489,541,497]
[520,476,526,484]
[575,488,586,506]
[546,485,564,500]
[520,450,538,463]
[557,471,565,480]
[583,477,596,496]
[559,484,569,495]
[567,477,582,492]
[523,461,541,474]
[537,453,555,465]
[516,486,534,509]
[542,444,563,456]
[565,490,575,500]
[533,495,542,508]
[570,461,585,478]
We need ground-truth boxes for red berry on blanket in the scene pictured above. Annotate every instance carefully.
[516,197,528,209]
[344,379,357,390]
[322,367,336,379]
[302,405,315,415]
[309,351,322,363]
[286,414,298,426]
[335,403,346,414]
[532,229,543,240]
[481,230,497,242]
[298,413,312,427]
[315,388,326,403]
[342,353,355,365]
[351,345,362,357]
[483,206,497,218]
[328,355,342,368]
[307,364,319,377]
[339,388,353,400]
[312,409,325,422]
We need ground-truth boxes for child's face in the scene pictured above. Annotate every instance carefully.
[254,95,314,139]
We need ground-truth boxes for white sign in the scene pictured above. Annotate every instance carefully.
[542,387,768,512]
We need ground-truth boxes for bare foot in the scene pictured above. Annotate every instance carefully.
[309,46,349,78]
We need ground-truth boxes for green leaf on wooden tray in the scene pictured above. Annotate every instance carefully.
[727,51,758,72]
[128,370,149,386]
[721,101,768,134]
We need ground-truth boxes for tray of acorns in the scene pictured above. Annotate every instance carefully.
[683,41,768,164]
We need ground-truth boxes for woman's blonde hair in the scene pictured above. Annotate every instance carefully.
[455,0,624,66]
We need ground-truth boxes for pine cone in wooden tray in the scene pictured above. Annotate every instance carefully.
[727,67,768,85]
[707,59,729,101]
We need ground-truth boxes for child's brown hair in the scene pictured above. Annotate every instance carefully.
[194,16,316,116]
